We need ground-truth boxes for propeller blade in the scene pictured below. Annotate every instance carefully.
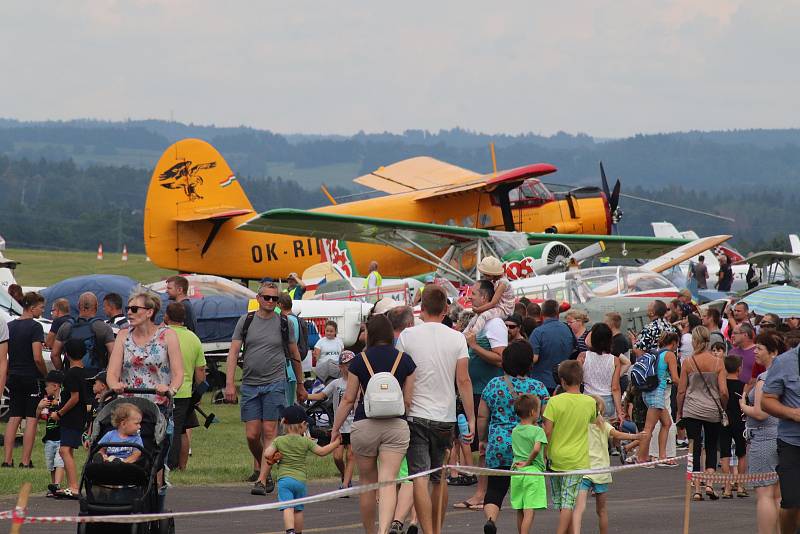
[610,179,621,213]
[600,162,611,199]
[571,241,606,264]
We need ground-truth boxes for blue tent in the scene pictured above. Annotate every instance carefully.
[41,275,141,320]
[41,274,251,343]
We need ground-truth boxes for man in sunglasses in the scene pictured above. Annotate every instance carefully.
[224,282,307,491]
[505,314,526,342]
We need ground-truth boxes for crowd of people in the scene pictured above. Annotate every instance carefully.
[0,275,205,507]
[4,261,800,534]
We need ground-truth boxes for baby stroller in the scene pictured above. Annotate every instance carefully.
[77,388,175,534]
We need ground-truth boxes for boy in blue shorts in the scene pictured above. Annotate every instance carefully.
[260,405,340,534]
[542,360,597,534]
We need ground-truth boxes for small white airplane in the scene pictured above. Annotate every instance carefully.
[735,233,800,286]
[651,222,749,291]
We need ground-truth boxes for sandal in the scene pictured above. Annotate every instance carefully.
[705,487,720,501]
[721,491,733,499]
[452,500,483,510]
[692,492,704,501]
[736,487,749,498]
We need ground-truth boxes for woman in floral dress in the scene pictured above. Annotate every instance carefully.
[106,290,183,508]
[477,340,549,530]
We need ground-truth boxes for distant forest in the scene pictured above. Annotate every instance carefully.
[1,119,799,255]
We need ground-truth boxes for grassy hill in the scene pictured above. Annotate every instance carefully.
[6,248,176,287]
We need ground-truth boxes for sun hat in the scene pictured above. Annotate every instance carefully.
[477,257,505,277]
[373,297,402,315]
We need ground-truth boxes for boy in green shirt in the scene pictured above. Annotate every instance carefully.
[511,394,548,534]
[542,360,597,534]
[257,405,340,534]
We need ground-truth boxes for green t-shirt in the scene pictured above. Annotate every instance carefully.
[273,434,316,482]
[542,392,596,471]
[511,424,548,471]
[587,421,614,484]
[170,326,207,399]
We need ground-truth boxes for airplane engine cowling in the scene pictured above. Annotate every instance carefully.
[502,242,573,279]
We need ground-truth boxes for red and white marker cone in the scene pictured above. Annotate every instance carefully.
[121,244,128,262]
[97,243,104,260]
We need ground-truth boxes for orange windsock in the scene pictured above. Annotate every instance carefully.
[97,243,104,260]
[122,244,128,262]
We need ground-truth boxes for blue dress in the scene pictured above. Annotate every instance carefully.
[482,375,549,468]
[642,349,669,409]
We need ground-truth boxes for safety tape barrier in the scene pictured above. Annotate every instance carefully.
[454,455,688,477]
[0,456,691,525]
[689,471,778,484]
[1,467,441,525]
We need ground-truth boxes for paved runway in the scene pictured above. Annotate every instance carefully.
[4,465,757,533]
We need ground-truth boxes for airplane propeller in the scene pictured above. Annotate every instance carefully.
[537,241,606,276]
[600,161,623,233]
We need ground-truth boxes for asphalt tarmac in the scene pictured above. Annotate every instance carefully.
[4,465,757,533]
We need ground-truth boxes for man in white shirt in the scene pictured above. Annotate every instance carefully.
[396,286,474,534]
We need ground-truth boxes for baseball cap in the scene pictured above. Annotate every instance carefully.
[339,350,355,365]
[424,275,435,283]
[45,370,64,384]
[281,404,309,425]
[288,272,299,280]
[93,370,108,385]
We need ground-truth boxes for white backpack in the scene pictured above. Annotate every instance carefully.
[361,351,406,419]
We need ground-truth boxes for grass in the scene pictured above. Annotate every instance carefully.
[6,247,176,288]
[0,397,342,497]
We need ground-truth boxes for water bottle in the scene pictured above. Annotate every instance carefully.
[457,413,470,442]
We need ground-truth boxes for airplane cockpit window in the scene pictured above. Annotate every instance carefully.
[510,179,555,208]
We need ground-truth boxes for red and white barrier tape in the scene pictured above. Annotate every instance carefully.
[690,471,778,484]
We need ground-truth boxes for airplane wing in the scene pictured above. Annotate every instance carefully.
[239,209,493,250]
[736,251,800,268]
[242,209,693,260]
[353,157,480,194]
[353,157,558,201]
[639,235,732,273]
[525,233,691,258]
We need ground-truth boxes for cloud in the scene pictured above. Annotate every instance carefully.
[0,1,797,137]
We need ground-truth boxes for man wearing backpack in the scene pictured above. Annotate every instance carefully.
[224,282,307,491]
[396,286,475,534]
[50,292,115,376]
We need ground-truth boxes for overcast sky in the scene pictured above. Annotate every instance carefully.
[1,1,798,138]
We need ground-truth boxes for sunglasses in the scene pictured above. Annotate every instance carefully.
[505,323,519,329]
[760,322,775,328]
[258,294,280,302]
[126,305,152,314]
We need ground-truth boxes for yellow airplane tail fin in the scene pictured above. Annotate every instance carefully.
[144,138,255,271]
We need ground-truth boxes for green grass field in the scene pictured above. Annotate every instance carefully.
[6,248,176,288]
[0,399,341,497]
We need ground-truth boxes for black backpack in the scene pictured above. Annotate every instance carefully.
[68,317,107,369]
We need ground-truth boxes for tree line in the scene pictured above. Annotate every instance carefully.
[0,154,796,255]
